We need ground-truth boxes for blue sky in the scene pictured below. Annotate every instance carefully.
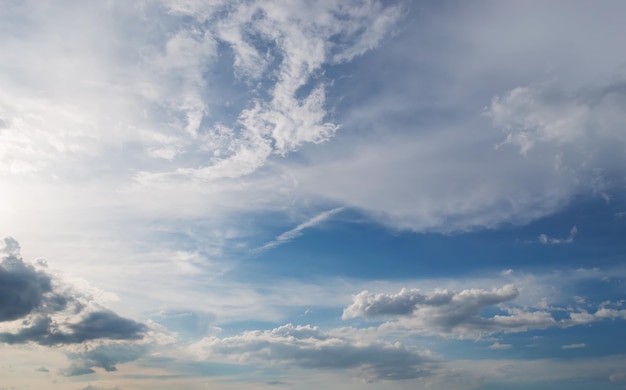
[1,1,626,389]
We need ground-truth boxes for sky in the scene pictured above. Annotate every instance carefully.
[1,0,626,389]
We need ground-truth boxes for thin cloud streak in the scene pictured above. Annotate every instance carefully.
[258,207,345,251]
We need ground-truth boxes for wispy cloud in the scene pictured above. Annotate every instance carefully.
[488,342,512,350]
[539,226,578,245]
[562,343,586,350]
[259,207,344,251]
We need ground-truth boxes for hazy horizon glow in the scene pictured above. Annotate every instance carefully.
[2,1,626,389]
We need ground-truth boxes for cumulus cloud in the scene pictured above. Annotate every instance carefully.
[0,237,60,321]
[343,283,626,340]
[0,237,150,373]
[343,285,557,338]
[0,312,145,346]
[566,304,626,326]
[190,323,437,382]
[538,226,577,245]
[342,285,555,337]
[0,237,146,345]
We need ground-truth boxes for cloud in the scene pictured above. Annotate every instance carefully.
[489,86,589,155]
[342,285,555,337]
[562,343,586,350]
[444,354,626,389]
[0,237,152,374]
[488,80,626,156]
[610,372,626,382]
[0,237,58,321]
[190,323,437,382]
[488,342,512,350]
[128,0,405,183]
[343,285,557,338]
[0,313,145,346]
[259,207,344,250]
[566,305,626,326]
[538,226,577,245]
[0,0,405,188]
[343,280,626,340]
[63,343,148,376]
[0,237,146,346]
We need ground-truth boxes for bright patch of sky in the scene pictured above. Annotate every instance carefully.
[1,1,626,389]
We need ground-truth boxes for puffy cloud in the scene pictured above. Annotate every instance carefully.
[343,285,517,320]
[190,323,437,382]
[344,283,626,340]
[0,237,150,374]
[565,304,626,326]
[0,237,59,321]
[343,285,559,338]
[0,237,146,346]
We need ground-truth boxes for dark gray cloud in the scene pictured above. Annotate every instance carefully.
[68,311,146,343]
[0,312,146,346]
[193,323,437,382]
[0,237,150,375]
[64,343,148,376]
[0,237,56,321]
[0,237,146,346]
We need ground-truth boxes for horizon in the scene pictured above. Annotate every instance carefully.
[2,1,626,389]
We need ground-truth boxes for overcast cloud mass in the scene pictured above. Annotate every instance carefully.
[1,1,626,389]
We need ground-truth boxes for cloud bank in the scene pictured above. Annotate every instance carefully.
[343,284,626,339]
[191,323,437,382]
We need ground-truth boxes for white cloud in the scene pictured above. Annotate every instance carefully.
[0,0,404,187]
[488,342,512,350]
[259,207,344,251]
[538,225,577,245]
[489,86,590,155]
[190,323,437,382]
[135,0,406,183]
[562,343,586,350]
[343,285,559,338]
[343,281,626,339]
